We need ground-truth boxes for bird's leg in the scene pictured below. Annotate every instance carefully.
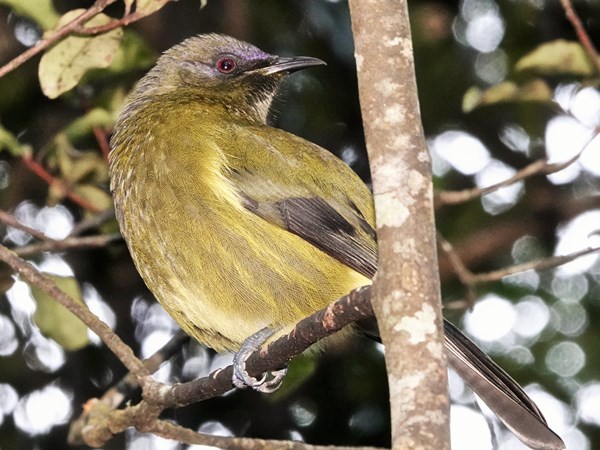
[232,327,288,393]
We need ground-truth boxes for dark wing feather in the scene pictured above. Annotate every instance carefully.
[275,197,377,279]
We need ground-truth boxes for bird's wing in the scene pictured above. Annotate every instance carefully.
[225,124,564,450]
[226,124,378,279]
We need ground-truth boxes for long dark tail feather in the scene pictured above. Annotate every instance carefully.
[444,319,565,450]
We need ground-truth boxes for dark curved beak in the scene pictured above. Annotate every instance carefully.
[261,56,326,75]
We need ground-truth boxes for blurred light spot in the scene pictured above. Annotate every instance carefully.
[35,205,74,239]
[450,405,492,450]
[578,132,600,177]
[507,345,534,365]
[502,270,539,291]
[83,284,116,344]
[340,146,359,166]
[132,299,179,343]
[289,430,304,441]
[127,429,180,450]
[551,301,588,337]
[182,346,211,379]
[561,428,590,450]
[6,280,36,334]
[474,49,508,84]
[570,87,600,128]
[289,399,317,427]
[545,341,585,377]
[430,130,490,175]
[141,329,175,359]
[464,294,516,342]
[554,210,600,275]
[511,235,544,263]
[6,201,38,246]
[448,368,474,404]
[554,83,579,111]
[348,405,385,436]
[460,0,497,20]
[0,314,17,356]
[499,124,530,155]
[9,14,42,46]
[576,382,600,426]
[465,11,505,53]
[0,383,18,416]
[476,159,523,214]
[551,274,588,302]
[544,115,587,184]
[38,254,74,277]
[0,160,11,189]
[24,334,66,372]
[513,296,550,339]
[197,420,233,437]
[13,384,72,435]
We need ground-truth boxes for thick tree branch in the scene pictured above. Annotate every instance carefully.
[348,2,450,449]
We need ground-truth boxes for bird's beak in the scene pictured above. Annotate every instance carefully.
[260,56,326,75]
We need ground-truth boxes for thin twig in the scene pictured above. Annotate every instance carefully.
[22,153,102,213]
[0,243,149,379]
[14,234,120,257]
[472,246,600,283]
[69,209,115,237]
[437,233,477,306]
[560,0,600,75]
[0,209,55,242]
[0,0,118,79]
[438,130,599,205]
[93,127,111,163]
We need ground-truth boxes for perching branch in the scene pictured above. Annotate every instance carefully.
[348,1,450,449]
[69,285,374,447]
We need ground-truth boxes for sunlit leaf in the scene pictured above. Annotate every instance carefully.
[515,39,597,77]
[31,275,90,351]
[38,9,123,99]
[0,0,59,30]
[463,80,553,112]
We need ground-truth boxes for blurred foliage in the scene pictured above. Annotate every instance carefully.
[0,0,598,449]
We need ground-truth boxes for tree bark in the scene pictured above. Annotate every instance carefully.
[348,2,451,449]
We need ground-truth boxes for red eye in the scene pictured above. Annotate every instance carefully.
[216,57,236,73]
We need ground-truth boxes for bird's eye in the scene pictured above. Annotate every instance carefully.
[216,57,236,74]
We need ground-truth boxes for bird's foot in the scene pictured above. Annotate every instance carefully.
[232,327,288,393]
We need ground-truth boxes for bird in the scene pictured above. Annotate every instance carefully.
[108,33,565,450]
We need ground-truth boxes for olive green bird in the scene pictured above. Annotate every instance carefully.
[109,34,564,450]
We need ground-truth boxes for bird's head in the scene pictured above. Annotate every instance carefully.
[130,34,325,123]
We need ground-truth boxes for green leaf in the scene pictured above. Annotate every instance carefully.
[101,30,156,75]
[515,39,597,77]
[73,184,114,211]
[463,80,553,112]
[269,354,317,400]
[38,9,124,99]
[31,275,90,351]
[0,0,59,30]
[64,108,114,142]
[0,123,30,156]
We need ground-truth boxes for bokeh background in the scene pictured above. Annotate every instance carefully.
[0,0,600,449]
